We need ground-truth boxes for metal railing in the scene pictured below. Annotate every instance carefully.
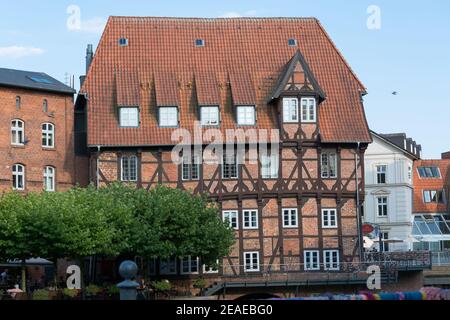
[431,251,450,266]
[363,251,432,270]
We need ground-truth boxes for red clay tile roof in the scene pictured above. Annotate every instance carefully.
[413,159,450,214]
[81,17,371,146]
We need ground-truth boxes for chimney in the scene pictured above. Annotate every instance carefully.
[86,44,94,74]
[442,151,450,160]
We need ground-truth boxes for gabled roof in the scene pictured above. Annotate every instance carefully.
[0,67,75,95]
[80,17,371,146]
[269,49,326,102]
[371,131,419,160]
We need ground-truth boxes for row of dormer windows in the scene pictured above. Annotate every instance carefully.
[118,97,317,128]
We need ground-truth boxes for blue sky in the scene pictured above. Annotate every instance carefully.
[1,0,449,158]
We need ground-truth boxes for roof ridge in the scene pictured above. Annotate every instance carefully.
[108,16,319,20]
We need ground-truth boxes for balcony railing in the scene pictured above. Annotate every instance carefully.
[363,251,432,270]
[431,251,450,266]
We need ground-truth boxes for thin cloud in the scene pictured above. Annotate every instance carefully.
[0,46,46,59]
[219,10,258,18]
[78,17,107,34]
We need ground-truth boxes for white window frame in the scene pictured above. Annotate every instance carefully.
[159,107,178,127]
[261,153,279,179]
[322,209,338,229]
[11,119,25,146]
[283,208,298,228]
[119,107,139,127]
[243,210,258,230]
[203,260,220,274]
[180,256,199,275]
[304,250,320,271]
[182,155,200,181]
[377,196,388,217]
[222,153,238,179]
[237,106,256,126]
[42,123,55,148]
[43,166,55,192]
[223,210,239,230]
[323,250,340,271]
[301,97,316,123]
[200,106,220,126]
[376,165,387,184]
[321,152,337,179]
[160,257,177,275]
[283,97,298,123]
[12,164,25,191]
[244,252,260,272]
[121,155,138,182]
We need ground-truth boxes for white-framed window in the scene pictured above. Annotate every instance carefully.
[377,196,388,217]
[381,232,389,252]
[321,152,337,178]
[223,210,238,230]
[304,250,320,271]
[261,153,279,179]
[203,260,220,274]
[283,208,298,228]
[180,256,199,274]
[121,155,138,182]
[237,106,256,126]
[283,97,298,123]
[376,165,387,184]
[301,97,316,122]
[160,257,177,275]
[244,252,260,272]
[182,155,200,181]
[423,190,446,204]
[42,123,55,148]
[417,166,441,178]
[322,209,338,228]
[243,210,258,229]
[159,107,178,127]
[223,153,238,179]
[323,250,340,271]
[119,107,139,127]
[11,119,25,145]
[201,106,220,126]
[43,166,55,192]
[12,164,25,191]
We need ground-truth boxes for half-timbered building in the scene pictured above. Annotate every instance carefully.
[75,17,374,295]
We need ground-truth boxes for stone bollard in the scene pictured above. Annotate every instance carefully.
[117,260,140,301]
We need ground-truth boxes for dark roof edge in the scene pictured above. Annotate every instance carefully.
[370,130,419,160]
[0,82,76,95]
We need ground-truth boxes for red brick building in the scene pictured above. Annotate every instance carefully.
[75,17,376,295]
[0,68,76,192]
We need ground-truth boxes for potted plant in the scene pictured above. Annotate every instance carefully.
[84,284,101,300]
[62,288,80,300]
[32,289,50,301]
[152,280,172,300]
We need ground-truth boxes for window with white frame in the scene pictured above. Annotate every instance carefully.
[243,210,258,229]
[43,166,55,192]
[244,252,260,272]
[381,232,389,252]
[322,209,337,228]
[11,119,24,145]
[223,211,238,229]
[180,256,199,274]
[304,250,320,270]
[418,166,441,178]
[423,190,446,204]
[261,153,279,179]
[201,106,220,126]
[323,250,340,271]
[160,257,177,275]
[159,107,178,127]
[237,106,256,126]
[283,208,298,228]
[121,155,138,182]
[119,107,139,127]
[42,123,55,148]
[182,155,200,181]
[321,152,337,178]
[12,164,25,191]
[223,153,238,179]
[377,196,388,217]
[301,97,316,122]
[203,260,219,274]
[283,98,298,123]
[376,165,387,184]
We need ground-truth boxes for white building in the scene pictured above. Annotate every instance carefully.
[363,131,420,252]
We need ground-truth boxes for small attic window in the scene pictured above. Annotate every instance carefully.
[118,38,129,46]
[195,39,205,47]
[288,39,297,46]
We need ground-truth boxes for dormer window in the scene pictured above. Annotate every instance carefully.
[301,97,316,122]
[283,98,298,123]
[237,106,256,126]
[288,39,297,46]
[195,39,205,47]
[159,107,178,127]
[119,107,139,127]
[200,106,219,126]
[118,38,129,46]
